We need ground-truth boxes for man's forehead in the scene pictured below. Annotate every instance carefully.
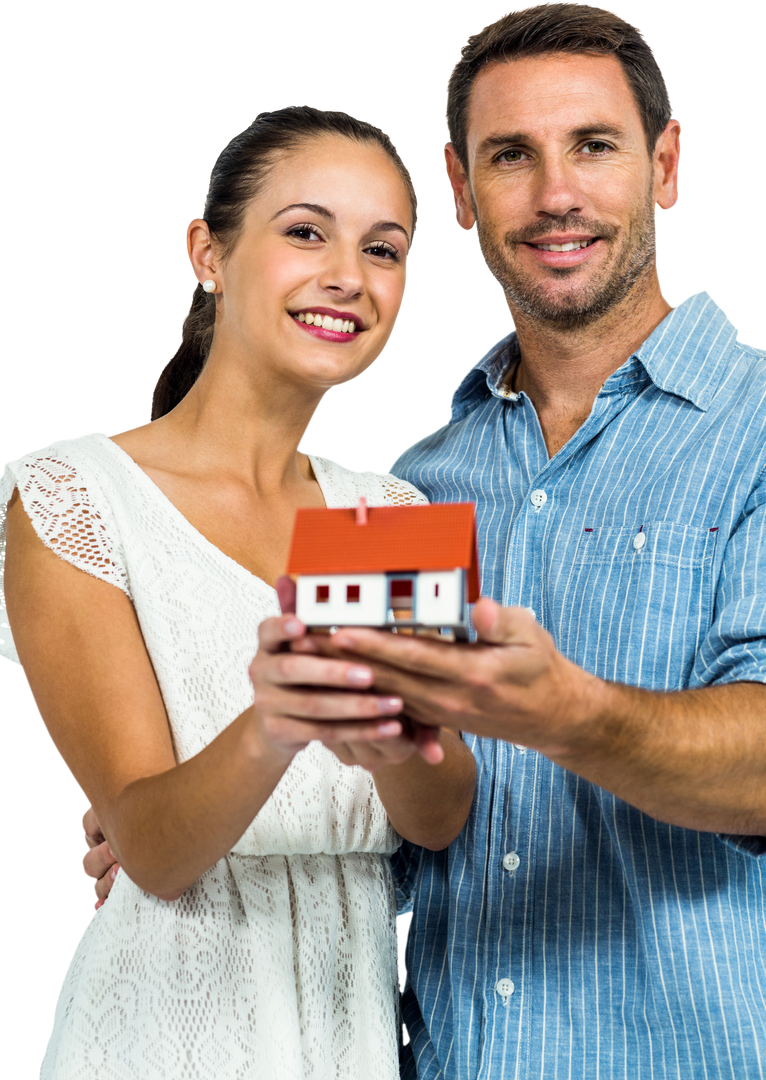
[465,52,641,149]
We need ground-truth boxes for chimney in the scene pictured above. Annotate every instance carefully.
[355,497,368,525]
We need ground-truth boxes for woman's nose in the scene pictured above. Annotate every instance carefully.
[317,244,364,300]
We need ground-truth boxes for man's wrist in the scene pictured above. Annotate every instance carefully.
[540,661,636,767]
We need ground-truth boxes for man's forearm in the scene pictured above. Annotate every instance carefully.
[545,679,766,835]
[372,728,476,850]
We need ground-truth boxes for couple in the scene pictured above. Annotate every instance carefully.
[3,4,766,1078]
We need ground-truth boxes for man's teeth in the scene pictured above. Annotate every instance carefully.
[295,312,357,333]
[534,239,596,252]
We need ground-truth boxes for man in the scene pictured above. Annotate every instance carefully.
[86,5,766,1076]
[307,4,766,1077]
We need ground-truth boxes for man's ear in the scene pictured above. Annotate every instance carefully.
[445,144,476,230]
[187,218,219,287]
[653,120,681,211]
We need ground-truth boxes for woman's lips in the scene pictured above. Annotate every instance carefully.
[294,320,361,342]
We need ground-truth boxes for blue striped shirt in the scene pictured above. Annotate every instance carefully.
[391,294,766,1080]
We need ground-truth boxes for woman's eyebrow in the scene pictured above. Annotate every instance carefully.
[270,205,410,245]
[270,202,335,222]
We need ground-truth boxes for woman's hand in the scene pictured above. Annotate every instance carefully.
[327,717,444,771]
[248,614,409,764]
[270,577,442,770]
[83,807,119,910]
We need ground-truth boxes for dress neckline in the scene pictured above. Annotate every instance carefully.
[92,432,333,593]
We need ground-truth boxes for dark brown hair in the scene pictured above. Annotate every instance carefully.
[152,106,417,420]
[447,3,671,169]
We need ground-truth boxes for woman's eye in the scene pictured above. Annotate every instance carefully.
[581,141,610,155]
[365,242,399,261]
[287,224,321,241]
[496,149,528,164]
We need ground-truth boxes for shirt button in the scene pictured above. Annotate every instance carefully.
[502,851,521,873]
[514,744,527,754]
[633,532,646,551]
[530,489,547,510]
[496,978,515,1000]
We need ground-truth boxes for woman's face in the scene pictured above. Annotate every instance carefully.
[197,136,413,393]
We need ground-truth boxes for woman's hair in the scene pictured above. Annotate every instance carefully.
[445,1,674,174]
[151,106,417,420]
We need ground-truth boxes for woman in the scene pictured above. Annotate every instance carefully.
[1,106,476,1078]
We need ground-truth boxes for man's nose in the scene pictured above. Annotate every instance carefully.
[533,157,586,220]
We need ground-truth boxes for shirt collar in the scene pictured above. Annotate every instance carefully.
[450,293,738,422]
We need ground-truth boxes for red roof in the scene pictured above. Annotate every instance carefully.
[287,502,480,601]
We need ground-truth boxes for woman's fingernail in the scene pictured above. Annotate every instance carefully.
[377,696,403,714]
[110,865,120,881]
[95,899,104,911]
[347,666,372,686]
[378,721,402,736]
[284,619,302,636]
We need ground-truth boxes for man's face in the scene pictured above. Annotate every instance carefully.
[456,52,668,329]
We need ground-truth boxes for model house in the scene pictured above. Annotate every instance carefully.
[286,499,480,635]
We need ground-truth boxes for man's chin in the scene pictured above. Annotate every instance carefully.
[506,286,621,330]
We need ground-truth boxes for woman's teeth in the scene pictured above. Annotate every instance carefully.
[295,312,357,333]
[534,239,596,252]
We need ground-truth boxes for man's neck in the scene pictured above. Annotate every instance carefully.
[509,273,671,458]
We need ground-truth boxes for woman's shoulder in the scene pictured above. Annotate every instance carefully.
[2,432,119,485]
[308,455,428,509]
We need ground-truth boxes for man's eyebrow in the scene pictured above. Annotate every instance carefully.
[478,124,627,155]
[270,206,410,246]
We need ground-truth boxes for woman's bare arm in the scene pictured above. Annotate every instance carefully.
[6,492,407,900]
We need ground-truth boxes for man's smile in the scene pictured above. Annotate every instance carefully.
[519,234,604,269]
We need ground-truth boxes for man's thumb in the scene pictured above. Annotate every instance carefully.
[472,597,536,645]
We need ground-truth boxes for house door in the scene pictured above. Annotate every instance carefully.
[388,575,415,623]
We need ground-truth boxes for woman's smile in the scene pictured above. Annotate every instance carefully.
[291,306,363,341]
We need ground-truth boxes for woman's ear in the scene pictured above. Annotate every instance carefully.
[184,217,218,285]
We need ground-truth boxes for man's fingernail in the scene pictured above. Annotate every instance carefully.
[378,721,402,736]
[347,666,372,686]
[377,696,403,714]
[284,619,302,636]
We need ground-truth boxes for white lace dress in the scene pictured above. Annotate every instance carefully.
[0,433,427,1080]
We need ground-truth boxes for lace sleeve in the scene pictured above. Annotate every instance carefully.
[0,447,131,663]
[309,456,429,509]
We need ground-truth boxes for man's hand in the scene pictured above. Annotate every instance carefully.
[83,806,119,910]
[296,597,766,835]
[294,597,599,755]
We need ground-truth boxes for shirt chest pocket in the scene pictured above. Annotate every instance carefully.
[546,521,718,690]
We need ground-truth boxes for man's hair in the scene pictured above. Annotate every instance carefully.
[447,3,671,168]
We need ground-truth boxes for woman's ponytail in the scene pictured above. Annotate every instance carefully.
[151,285,215,419]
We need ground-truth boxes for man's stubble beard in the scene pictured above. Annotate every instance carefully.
[475,187,657,332]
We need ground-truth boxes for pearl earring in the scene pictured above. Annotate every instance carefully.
[202,279,216,293]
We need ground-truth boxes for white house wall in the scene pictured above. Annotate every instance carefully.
[296,573,388,626]
[415,569,464,625]
[297,569,467,628]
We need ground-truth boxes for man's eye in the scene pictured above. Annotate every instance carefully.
[497,149,528,164]
[581,141,610,154]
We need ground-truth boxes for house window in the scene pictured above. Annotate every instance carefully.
[346,584,360,603]
[434,583,440,597]
[316,584,330,603]
[390,579,413,600]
